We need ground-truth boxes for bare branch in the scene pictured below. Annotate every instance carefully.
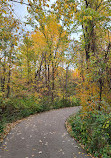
[9,0,31,6]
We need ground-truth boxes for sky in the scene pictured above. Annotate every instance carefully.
[9,0,82,40]
[9,0,31,32]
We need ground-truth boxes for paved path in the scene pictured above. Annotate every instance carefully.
[0,107,91,158]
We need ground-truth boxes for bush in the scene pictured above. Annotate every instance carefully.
[0,95,78,136]
[39,96,51,111]
[0,122,4,133]
[71,97,80,106]
[53,98,73,109]
[70,110,111,158]
[0,96,44,133]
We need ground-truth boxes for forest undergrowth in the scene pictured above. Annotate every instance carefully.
[0,0,111,157]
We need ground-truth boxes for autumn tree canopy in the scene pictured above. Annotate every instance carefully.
[0,0,111,109]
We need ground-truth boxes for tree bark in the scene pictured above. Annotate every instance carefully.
[52,61,55,102]
[35,53,44,81]
[1,64,6,93]
[7,50,11,98]
[98,78,103,110]
[7,67,11,98]
[65,65,69,98]
[45,52,47,86]
[48,64,50,96]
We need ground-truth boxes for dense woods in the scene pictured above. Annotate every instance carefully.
[0,0,111,157]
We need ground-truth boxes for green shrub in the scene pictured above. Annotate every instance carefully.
[0,96,42,124]
[0,95,78,136]
[71,97,80,106]
[39,96,51,111]
[0,122,4,133]
[53,98,73,109]
[70,110,111,158]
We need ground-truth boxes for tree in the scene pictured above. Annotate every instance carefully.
[0,0,19,98]
[53,0,111,110]
[27,11,69,101]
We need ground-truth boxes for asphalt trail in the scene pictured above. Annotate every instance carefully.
[0,107,91,158]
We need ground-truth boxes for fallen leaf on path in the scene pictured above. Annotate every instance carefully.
[32,149,36,151]
[39,140,42,143]
[45,142,48,145]
[38,151,42,154]
[32,155,34,157]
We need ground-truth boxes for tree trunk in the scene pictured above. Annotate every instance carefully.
[26,46,30,84]
[1,64,6,93]
[65,65,69,98]
[27,60,30,84]
[35,53,44,81]
[48,64,50,96]
[7,67,11,98]
[7,51,11,98]
[45,52,47,86]
[98,78,103,110]
[52,61,55,102]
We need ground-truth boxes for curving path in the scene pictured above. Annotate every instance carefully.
[0,107,91,158]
